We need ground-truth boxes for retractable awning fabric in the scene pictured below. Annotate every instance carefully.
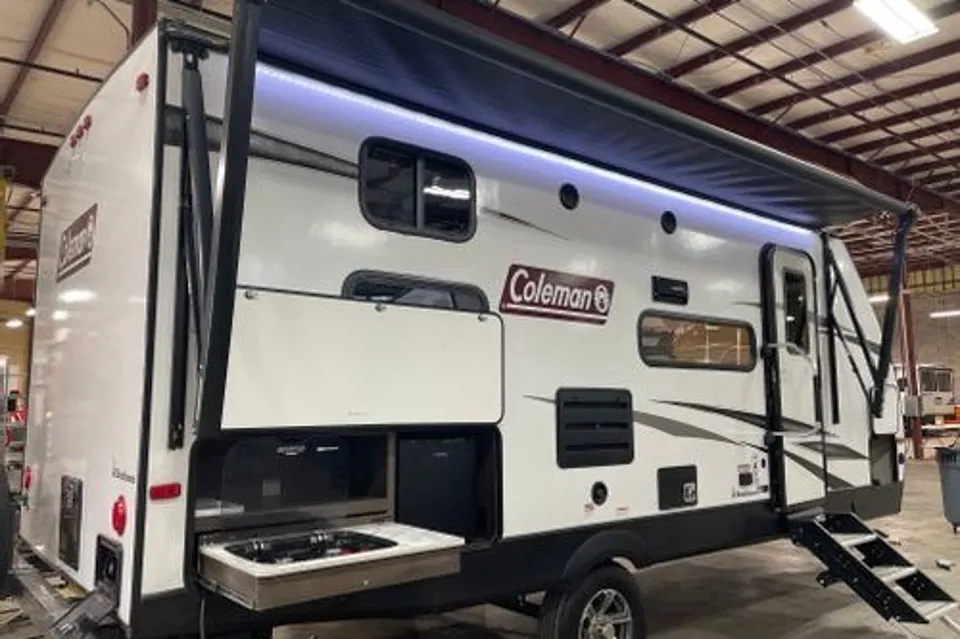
[248,0,914,229]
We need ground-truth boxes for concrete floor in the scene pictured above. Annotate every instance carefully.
[278,460,960,639]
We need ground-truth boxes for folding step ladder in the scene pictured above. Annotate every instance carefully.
[792,512,960,637]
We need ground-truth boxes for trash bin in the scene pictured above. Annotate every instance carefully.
[936,446,960,533]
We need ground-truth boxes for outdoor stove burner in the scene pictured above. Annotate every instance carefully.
[225,529,397,565]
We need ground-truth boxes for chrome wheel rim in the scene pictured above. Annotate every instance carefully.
[578,588,633,639]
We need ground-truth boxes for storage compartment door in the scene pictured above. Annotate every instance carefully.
[221,289,503,429]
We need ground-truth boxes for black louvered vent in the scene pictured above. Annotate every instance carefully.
[556,388,634,469]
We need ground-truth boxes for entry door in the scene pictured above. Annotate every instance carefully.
[762,246,826,511]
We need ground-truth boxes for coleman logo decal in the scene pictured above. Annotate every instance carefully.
[499,264,614,324]
[57,204,97,282]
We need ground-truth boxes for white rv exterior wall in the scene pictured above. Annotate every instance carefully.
[22,31,161,625]
[139,49,861,596]
[121,43,896,599]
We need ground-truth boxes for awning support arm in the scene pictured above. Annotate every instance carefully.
[193,0,263,437]
[871,207,917,417]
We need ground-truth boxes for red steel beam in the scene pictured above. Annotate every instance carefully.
[666,0,852,78]
[425,0,955,212]
[3,247,37,262]
[819,96,960,145]
[606,0,739,57]
[876,140,960,167]
[712,0,960,100]
[131,0,159,48]
[788,70,960,131]
[847,116,960,156]
[899,291,923,459]
[0,0,67,116]
[0,277,34,303]
[544,0,610,29]
[750,38,960,117]
[0,138,57,190]
[6,259,32,280]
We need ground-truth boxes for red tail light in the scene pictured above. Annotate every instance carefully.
[112,496,127,536]
[149,483,182,501]
[23,465,31,490]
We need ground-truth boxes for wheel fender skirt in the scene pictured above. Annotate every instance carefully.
[561,530,649,585]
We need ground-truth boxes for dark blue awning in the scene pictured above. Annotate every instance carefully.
[251,0,912,229]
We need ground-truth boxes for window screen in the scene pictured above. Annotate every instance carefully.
[783,270,809,353]
[360,139,474,241]
[343,271,488,312]
[638,312,756,371]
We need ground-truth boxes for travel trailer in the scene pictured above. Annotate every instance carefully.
[6,1,958,638]
[895,363,956,424]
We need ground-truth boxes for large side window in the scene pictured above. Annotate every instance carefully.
[360,138,475,242]
[783,270,809,353]
[343,271,488,313]
[639,312,756,371]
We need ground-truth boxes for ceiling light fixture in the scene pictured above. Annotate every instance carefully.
[930,309,960,319]
[868,293,890,304]
[5,319,24,329]
[854,0,938,44]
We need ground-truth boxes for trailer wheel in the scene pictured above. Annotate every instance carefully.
[537,563,645,639]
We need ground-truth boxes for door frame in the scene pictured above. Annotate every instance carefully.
[759,243,826,513]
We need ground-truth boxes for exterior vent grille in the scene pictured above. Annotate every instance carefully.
[556,388,634,469]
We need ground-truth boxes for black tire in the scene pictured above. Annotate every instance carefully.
[538,564,646,639]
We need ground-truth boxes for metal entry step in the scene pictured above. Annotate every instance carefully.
[792,512,960,637]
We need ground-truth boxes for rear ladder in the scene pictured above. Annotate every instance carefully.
[792,512,960,637]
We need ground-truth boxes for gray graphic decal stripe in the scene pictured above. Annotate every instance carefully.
[525,395,743,446]
[795,441,867,460]
[654,400,813,433]
[632,412,738,444]
[783,450,853,489]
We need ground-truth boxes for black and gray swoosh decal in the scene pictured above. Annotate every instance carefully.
[525,395,741,445]
[654,400,813,433]
[525,395,856,487]
[631,411,738,444]
[783,450,853,489]
[795,441,867,460]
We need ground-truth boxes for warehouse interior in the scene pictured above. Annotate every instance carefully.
[3,0,960,637]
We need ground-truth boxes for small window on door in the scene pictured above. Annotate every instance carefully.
[783,270,809,353]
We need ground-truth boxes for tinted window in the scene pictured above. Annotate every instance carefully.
[423,157,472,235]
[784,270,809,353]
[361,144,417,227]
[937,370,953,393]
[639,312,756,371]
[361,139,474,241]
[344,272,487,313]
[920,369,938,393]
